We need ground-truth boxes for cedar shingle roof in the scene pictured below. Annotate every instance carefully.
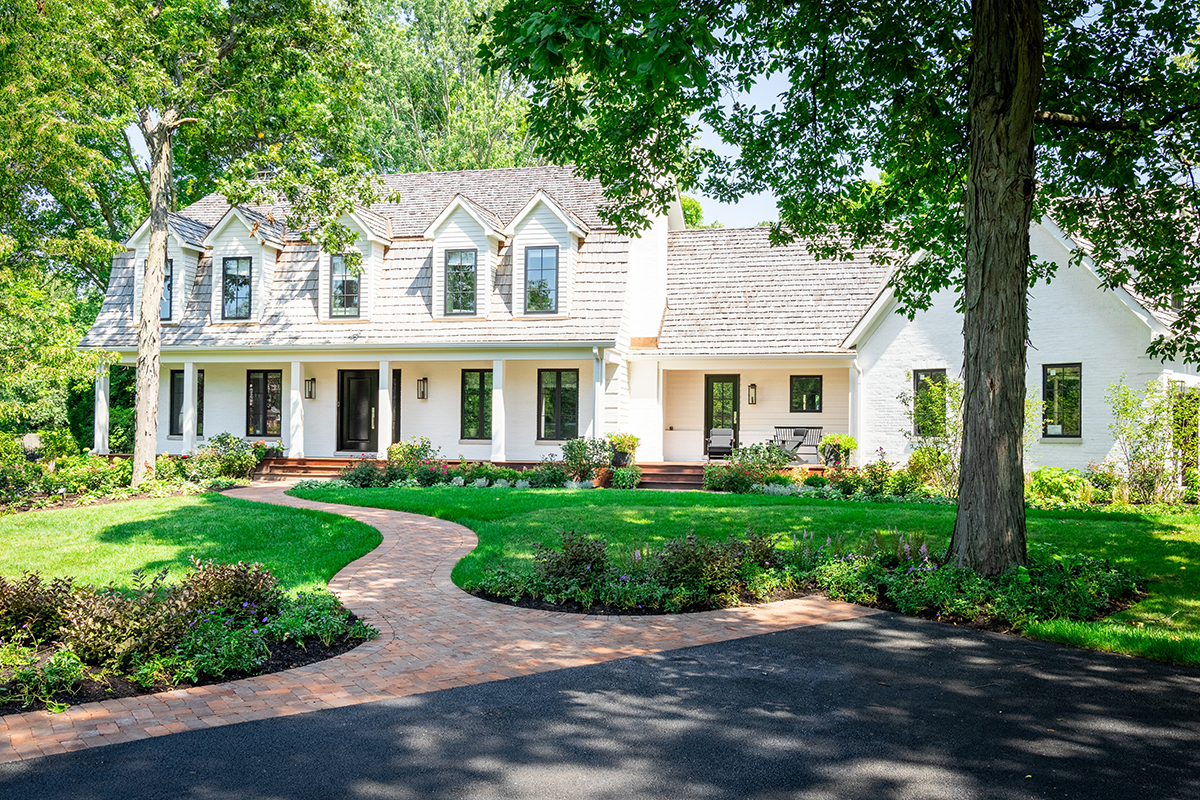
[653,228,895,356]
[175,166,611,239]
[167,213,210,248]
[79,234,630,350]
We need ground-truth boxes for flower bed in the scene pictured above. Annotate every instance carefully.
[0,559,375,714]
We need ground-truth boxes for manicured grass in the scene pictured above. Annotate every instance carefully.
[290,485,1200,665]
[0,493,382,592]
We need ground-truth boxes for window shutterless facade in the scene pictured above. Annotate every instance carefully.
[913,369,948,437]
[445,249,477,315]
[461,369,492,439]
[525,246,559,313]
[789,375,822,412]
[246,370,282,437]
[1043,363,1082,437]
[330,254,360,317]
[538,369,579,440]
[223,257,252,319]
[168,369,204,437]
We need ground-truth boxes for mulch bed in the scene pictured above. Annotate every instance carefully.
[4,485,242,516]
[0,616,371,717]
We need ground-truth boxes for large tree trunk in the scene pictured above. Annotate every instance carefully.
[949,0,1043,575]
[131,115,175,487]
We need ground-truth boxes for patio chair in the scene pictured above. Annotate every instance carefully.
[706,428,735,459]
[773,426,823,464]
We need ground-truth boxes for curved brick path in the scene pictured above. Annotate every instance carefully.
[0,485,879,762]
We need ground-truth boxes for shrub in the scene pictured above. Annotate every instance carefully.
[36,429,80,462]
[728,442,791,483]
[818,433,857,466]
[827,468,864,496]
[1,648,88,712]
[1027,467,1092,507]
[172,616,269,680]
[1085,460,1122,504]
[203,433,261,478]
[492,467,522,483]
[561,437,613,480]
[611,465,643,489]
[414,460,452,486]
[605,432,641,459]
[802,474,829,488]
[177,557,283,620]
[0,572,74,640]
[655,534,740,603]
[387,437,441,470]
[339,457,386,488]
[885,466,923,497]
[61,570,189,666]
[860,449,893,495]
[525,459,569,488]
[703,463,755,493]
[0,461,40,501]
[533,532,609,592]
[260,590,359,647]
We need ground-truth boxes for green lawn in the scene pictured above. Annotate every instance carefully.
[0,493,381,592]
[289,485,1200,665]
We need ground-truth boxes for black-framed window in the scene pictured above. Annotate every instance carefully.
[391,369,402,444]
[461,369,492,439]
[525,246,559,313]
[144,258,174,319]
[247,370,282,437]
[539,369,579,440]
[223,257,252,319]
[445,249,477,315]
[790,375,822,412]
[169,369,205,437]
[913,369,948,437]
[1043,363,1082,438]
[330,254,360,317]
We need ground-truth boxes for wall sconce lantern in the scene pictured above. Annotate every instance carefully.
[748,383,757,405]
[416,377,429,400]
[304,378,316,399]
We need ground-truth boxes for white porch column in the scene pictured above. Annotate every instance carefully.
[378,360,392,456]
[848,362,860,467]
[182,361,198,453]
[491,359,506,462]
[589,347,604,438]
[93,367,110,455]
[289,361,305,458]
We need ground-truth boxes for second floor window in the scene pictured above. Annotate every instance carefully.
[331,255,359,317]
[144,258,173,320]
[525,246,559,313]
[445,249,477,315]
[223,257,252,319]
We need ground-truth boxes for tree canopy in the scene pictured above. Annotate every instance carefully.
[482,0,1200,574]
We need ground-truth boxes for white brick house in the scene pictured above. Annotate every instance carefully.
[82,166,1196,469]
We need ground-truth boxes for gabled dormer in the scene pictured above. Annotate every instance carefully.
[504,190,590,318]
[315,209,391,322]
[203,207,287,324]
[128,212,209,323]
[423,194,504,319]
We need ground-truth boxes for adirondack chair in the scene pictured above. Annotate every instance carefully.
[773,426,823,464]
[706,428,735,459]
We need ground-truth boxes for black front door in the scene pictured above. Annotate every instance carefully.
[338,370,379,452]
[704,374,740,454]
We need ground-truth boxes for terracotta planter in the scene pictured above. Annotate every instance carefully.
[592,468,612,488]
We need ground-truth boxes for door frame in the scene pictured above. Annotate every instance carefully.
[703,373,740,455]
[337,369,379,452]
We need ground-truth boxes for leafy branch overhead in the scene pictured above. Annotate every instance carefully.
[481,0,1200,356]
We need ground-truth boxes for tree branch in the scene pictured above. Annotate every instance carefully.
[1034,110,1141,132]
[122,129,150,202]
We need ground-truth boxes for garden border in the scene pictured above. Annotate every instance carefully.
[0,483,879,762]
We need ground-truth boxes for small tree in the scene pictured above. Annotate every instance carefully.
[1106,376,1177,504]
[900,374,965,498]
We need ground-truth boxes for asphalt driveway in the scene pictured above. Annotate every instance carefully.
[1,612,1197,800]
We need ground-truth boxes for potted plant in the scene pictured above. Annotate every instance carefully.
[818,433,858,467]
[605,432,641,467]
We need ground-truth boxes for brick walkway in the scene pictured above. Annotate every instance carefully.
[0,485,879,762]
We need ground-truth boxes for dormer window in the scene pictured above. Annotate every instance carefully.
[445,249,477,315]
[145,258,174,320]
[525,246,559,313]
[331,255,360,317]
[223,257,252,319]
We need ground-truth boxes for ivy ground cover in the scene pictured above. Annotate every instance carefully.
[289,485,1200,666]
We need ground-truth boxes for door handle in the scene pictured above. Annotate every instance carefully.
[371,408,376,429]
